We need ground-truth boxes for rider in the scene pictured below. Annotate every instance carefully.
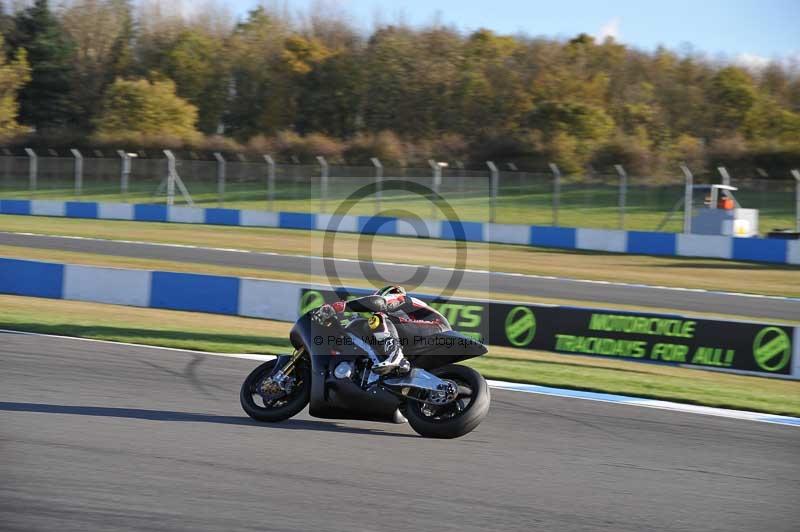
[314,286,451,375]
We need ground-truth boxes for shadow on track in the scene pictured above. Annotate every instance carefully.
[0,402,417,438]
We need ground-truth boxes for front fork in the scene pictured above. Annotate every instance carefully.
[279,347,304,376]
[268,347,305,392]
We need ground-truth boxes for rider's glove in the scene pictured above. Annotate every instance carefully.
[313,302,345,325]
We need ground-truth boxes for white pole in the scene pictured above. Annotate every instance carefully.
[548,162,561,227]
[117,150,130,197]
[614,164,628,230]
[792,169,800,232]
[317,156,329,213]
[264,154,275,211]
[25,148,37,191]
[680,164,694,234]
[70,149,83,196]
[164,150,177,206]
[718,166,731,187]
[429,159,442,220]
[371,157,383,214]
[487,161,499,223]
[214,152,226,207]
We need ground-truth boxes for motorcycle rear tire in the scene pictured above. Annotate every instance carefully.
[240,359,310,422]
[406,364,490,439]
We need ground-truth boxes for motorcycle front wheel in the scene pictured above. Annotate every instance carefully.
[406,364,490,439]
[240,357,310,422]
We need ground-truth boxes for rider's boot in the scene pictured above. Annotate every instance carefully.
[372,338,410,375]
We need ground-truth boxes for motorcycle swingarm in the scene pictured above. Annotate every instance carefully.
[381,368,458,405]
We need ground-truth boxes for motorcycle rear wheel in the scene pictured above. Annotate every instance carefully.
[240,359,310,422]
[406,364,490,439]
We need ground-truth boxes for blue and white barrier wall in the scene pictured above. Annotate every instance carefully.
[1,256,798,380]
[0,256,306,322]
[1,199,799,265]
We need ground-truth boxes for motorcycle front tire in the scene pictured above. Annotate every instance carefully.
[240,359,310,422]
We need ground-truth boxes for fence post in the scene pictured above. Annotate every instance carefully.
[2,148,11,182]
[455,160,465,197]
[680,164,694,234]
[792,169,800,232]
[264,154,275,211]
[214,152,225,207]
[317,156,329,213]
[717,166,731,187]
[164,150,177,206]
[24,148,37,191]
[487,161,499,223]
[70,149,83,196]
[548,162,561,227]
[429,159,442,220]
[371,157,383,214]
[614,164,628,229]
[117,150,131,197]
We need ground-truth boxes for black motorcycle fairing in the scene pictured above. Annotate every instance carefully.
[289,320,306,350]
[314,375,401,421]
[404,331,488,371]
[290,314,400,422]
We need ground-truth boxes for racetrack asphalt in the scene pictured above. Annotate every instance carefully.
[1,331,798,532]
[0,231,798,321]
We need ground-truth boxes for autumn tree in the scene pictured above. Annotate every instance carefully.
[160,27,230,133]
[0,36,31,139]
[362,25,465,137]
[744,96,800,145]
[453,29,528,135]
[0,1,14,36]
[2,0,799,174]
[94,77,200,142]
[295,49,364,137]
[707,66,758,135]
[60,0,134,131]
[9,0,75,130]
[225,7,293,138]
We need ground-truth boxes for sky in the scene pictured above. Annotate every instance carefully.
[228,0,800,65]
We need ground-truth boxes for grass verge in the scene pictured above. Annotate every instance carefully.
[1,295,798,416]
[2,180,795,231]
[1,214,798,298]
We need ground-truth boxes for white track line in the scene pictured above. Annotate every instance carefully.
[6,231,798,303]
[0,328,276,362]
[2,329,797,428]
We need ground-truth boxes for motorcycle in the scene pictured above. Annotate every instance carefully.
[240,307,491,438]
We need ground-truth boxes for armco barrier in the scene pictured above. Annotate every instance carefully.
[1,256,797,379]
[2,199,799,265]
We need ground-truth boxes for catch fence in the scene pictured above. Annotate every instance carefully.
[1,149,797,233]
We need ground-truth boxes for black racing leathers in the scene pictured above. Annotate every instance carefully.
[335,293,451,359]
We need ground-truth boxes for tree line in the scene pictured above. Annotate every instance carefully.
[1,0,799,177]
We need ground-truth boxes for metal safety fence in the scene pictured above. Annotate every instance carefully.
[1,148,798,233]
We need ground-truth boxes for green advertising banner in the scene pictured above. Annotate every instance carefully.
[487,304,794,375]
[299,289,795,377]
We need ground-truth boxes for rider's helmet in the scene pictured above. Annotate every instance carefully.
[375,285,406,298]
